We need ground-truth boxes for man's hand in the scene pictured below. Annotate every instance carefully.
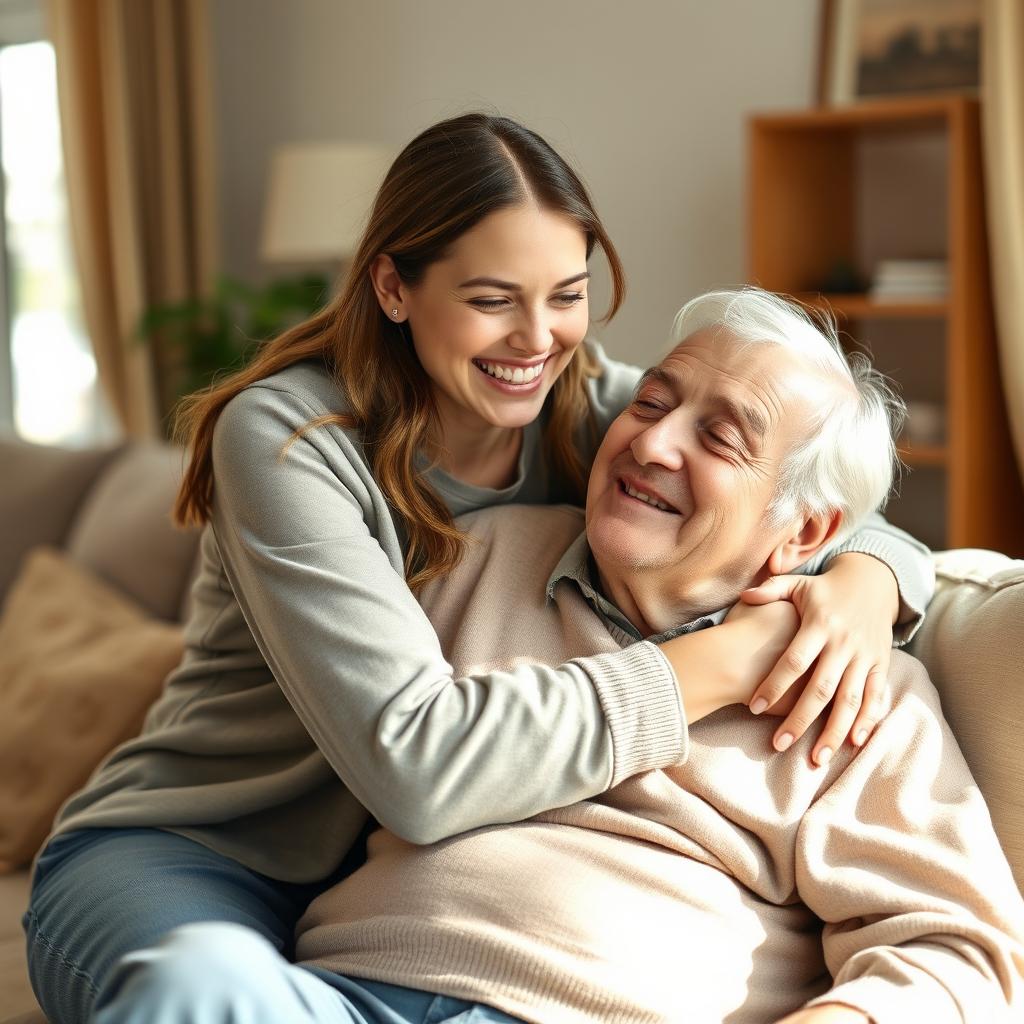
[773,1003,871,1024]
[738,552,898,766]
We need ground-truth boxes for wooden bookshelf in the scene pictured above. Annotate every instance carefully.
[749,97,1024,556]
[795,293,948,320]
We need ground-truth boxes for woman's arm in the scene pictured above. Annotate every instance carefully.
[212,382,696,845]
[825,511,935,644]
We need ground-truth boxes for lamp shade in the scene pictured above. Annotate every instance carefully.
[260,142,394,263]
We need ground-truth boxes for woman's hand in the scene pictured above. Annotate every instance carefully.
[738,552,899,766]
[772,1003,870,1024]
[659,601,800,725]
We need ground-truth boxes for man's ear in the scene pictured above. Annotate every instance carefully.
[369,254,408,319]
[767,508,843,576]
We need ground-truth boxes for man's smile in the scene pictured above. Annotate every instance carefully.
[617,475,681,515]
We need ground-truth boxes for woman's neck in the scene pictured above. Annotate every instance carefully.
[430,423,523,489]
[428,399,523,489]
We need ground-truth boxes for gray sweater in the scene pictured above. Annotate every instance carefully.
[53,346,935,883]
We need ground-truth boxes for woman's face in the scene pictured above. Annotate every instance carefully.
[401,204,591,434]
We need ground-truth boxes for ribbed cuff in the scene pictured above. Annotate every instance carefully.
[828,534,935,647]
[574,641,687,787]
[805,975,959,1024]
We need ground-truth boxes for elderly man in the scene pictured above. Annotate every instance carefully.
[102,290,1024,1023]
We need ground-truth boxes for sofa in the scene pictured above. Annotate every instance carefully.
[0,438,201,1024]
[0,435,1022,1023]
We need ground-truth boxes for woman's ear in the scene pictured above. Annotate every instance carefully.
[767,509,843,576]
[369,254,407,321]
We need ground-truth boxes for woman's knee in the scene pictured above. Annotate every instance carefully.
[24,905,99,1024]
[94,922,310,1024]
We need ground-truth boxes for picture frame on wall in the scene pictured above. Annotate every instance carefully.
[818,0,981,106]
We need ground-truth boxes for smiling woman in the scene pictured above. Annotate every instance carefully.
[369,204,593,487]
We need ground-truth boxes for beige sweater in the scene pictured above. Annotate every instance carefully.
[296,506,1024,1024]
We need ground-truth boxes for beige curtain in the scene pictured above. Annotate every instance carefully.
[983,0,1024,478]
[47,0,220,438]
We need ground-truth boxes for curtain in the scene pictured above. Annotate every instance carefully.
[47,0,220,438]
[982,0,1024,479]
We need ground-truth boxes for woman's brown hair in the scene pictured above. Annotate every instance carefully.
[173,112,626,590]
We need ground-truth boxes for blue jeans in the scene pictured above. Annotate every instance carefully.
[25,828,523,1024]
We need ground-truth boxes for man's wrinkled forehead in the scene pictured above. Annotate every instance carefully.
[637,363,771,446]
[637,333,797,449]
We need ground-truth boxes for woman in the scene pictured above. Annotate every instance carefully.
[25,113,931,1024]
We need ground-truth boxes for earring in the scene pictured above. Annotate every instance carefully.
[391,308,400,320]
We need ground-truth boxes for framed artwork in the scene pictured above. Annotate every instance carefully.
[818,0,981,106]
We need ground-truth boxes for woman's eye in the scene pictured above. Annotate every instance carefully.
[552,291,586,307]
[469,298,511,311]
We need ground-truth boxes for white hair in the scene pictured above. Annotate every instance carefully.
[667,287,905,541]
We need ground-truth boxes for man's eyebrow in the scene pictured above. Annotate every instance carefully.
[634,366,672,393]
[456,271,591,290]
[721,397,768,443]
[635,366,769,443]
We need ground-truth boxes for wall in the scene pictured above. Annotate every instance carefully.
[207,0,819,367]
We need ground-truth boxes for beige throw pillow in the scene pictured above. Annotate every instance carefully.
[0,547,183,871]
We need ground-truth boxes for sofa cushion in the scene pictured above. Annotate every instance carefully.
[0,870,38,1023]
[908,548,1024,890]
[0,439,123,607]
[65,443,200,622]
[0,547,184,872]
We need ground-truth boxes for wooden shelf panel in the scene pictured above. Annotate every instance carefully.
[751,96,969,133]
[795,293,948,320]
[898,443,948,467]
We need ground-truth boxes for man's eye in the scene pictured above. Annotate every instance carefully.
[703,427,736,449]
[633,399,665,415]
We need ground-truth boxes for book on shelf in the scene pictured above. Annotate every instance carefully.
[869,259,948,302]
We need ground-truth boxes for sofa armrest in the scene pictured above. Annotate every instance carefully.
[908,549,1024,890]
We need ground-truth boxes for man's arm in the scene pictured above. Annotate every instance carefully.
[793,652,1024,1024]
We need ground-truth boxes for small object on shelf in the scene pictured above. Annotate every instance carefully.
[817,259,866,295]
[904,401,946,446]
[870,259,948,301]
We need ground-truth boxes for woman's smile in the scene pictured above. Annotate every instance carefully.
[472,356,549,392]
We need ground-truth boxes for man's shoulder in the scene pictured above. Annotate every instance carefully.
[455,503,584,543]
[456,504,585,577]
[419,505,585,611]
[885,649,944,719]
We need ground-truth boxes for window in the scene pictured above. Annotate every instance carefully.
[0,3,117,446]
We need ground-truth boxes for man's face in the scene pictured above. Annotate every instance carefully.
[586,329,822,632]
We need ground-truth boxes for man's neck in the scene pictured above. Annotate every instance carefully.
[594,565,710,639]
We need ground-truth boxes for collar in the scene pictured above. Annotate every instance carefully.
[545,530,728,643]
